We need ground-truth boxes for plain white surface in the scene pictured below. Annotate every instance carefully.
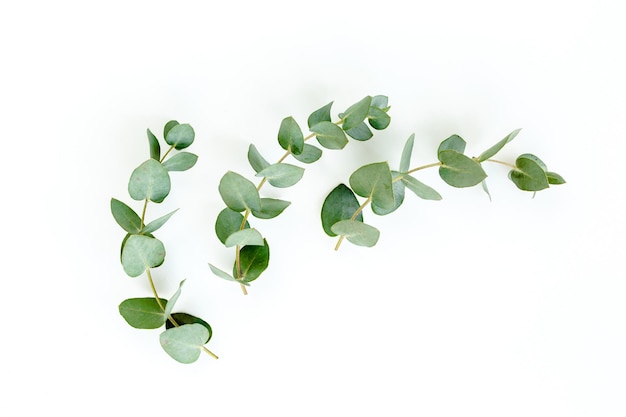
[2,0,625,415]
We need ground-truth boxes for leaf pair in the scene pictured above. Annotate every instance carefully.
[209,239,270,284]
[509,154,566,191]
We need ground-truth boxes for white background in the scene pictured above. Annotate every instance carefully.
[2,0,624,415]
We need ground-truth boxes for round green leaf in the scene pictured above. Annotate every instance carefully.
[367,107,390,130]
[248,144,270,174]
[344,122,373,141]
[111,198,142,234]
[371,95,389,109]
[128,159,171,203]
[342,96,372,131]
[119,297,168,329]
[292,144,322,164]
[438,150,487,188]
[277,116,304,155]
[256,163,305,188]
[349,162,395,210]
[165,123,194,150]
[372,171,405,215]
[251,198,291,219]
[162,152,198,171]
[508,154,550,191]
[224,228,264,248]
[234,239,270,282]
[331,220,380,247]
[547,171,566,185]
[321,184,364,237]
[437,134,466,157]
[310,121,348,150]
[215,208,250,245]
[307,101,333,128]
[166,313,212,343]
[163,120,179,139]
[121,235,166,277]
[218,171,261,212]
[160,324,209,364]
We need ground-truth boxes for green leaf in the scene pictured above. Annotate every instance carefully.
[307,101,333,128]
[481,180,492,202]
[160,324,209,364]
[218,171,261,212]
[310,121,348,150]
[111,198,142,234]
[342,96,372,131]
[162,152,198,171]
[142,208,179,234]
[349,162,395,210]
[508,154,550,191]
[251,198,291,219]
[321,184,363,237]
[371,95,389,109]
[277,116,304,155]
[331,220,380,247]
[256,163,305,188]
[224,228,264,247]
[163,120,179,139]
[215,208,250,245]
[547,171,566,185]
[166,313,212,343]
[371,171,405,215]
[147,129,160,161]
[164,280,185,318]
[165,123,194,150]
[208,263,248,285]
[345,122,373,141]
[401,174,442,200]
[292,144,322,164]
[121,235,166,277]
[234,239,270,283]
[119,297,168,329]
[438,150,487,188]
[399,134,415,173]
[128,159,171,203]
[476,128,521,162]
[367,107,391,130]
[437,134,466,156]
[247,144,271,173]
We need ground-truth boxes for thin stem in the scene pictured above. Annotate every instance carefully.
[405,161,442,175]
[334,196,372,251]
[160,145,175,163]
[484,158,517,170]
[141,198,149,227]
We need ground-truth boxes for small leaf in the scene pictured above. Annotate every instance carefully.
[119,297,168,329]
[164,280,185,318]
[121,235,166,277]
[437,134,466,157]
[370,95,389,109]
[251,198,291,219]
[547,171,566,185]
[111,198,142,234]
[208,263,248,285]
[399,134,415,173]
[277,116,304,155]
[371,171,405,215]
[401,174,442,200]
[234,239,270,283]
[342,96,372,131]
[331,220,380,247]
[481,180,492,202]
[307,101,333,128]
[224,228,264,248]
[344,122,373,141]
[163,120,179,139]
[310,121,348,150]
[142,208,179,234]
[508,154,550,191]
[367,107,391,130]
[215,208,249,244]
[160,324,209,364]
[247,144,271,173]
[165,123,194,150]
[128,159,171,203]
[438,150,487,188]
[292,144,322,164]
[166,313,212,343]
[321,184,363,237]
[256,163,305,188]
[476,128,521,162]
[147,129,160,161]
[218,171,261,212]
[162,152,198,171]
[349,162,395,210]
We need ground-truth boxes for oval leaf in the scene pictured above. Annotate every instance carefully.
[163,120,179,139]
[508,154,550,191]
[437,134,466,157]
[251,198,291,219]
[349,162,395,210]
[147,128,160,161]
[247,144,270,173]
[209,263,247,285]
[367,106,391,130]
[164,279,185,318]
[160,324,209,364]
[342,96,372,131]
[277,116,304,155]
[128,159,171,203]
[256,163,305,188]
[321,184,364,237]
[547,171,566,185]
[121,235,166,277]
[372,171,405,215]
[224,228,264,248]
[476,128,521,162]
[292,143,322,164]
[331,220,380,247]
[399,134,415,173]
[215,208,250,244]
[166,313,212,343]
[162,152,198,171]
[234,239,270,283]
[344,122,373,141]
[310,121,348,150]
[111,198,142,234]
[119,297,168,329]
[142,208,179,234]
[438,150,487,188]
[165,123,194,150]
[401,174,442,200]
[218,171,261,212]
[307,101,333,128]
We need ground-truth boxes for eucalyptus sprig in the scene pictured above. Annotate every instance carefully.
[322,129,566,249]
[111,121,218,363]
[209,95,392,294]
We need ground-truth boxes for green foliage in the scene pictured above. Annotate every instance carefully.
[234,240,270,282]
[111,120,216,363]
[277,116,304,155]
[256,163,305,188]
[349,162,395,210]
[321,184,364,237]
[218,171,262,212]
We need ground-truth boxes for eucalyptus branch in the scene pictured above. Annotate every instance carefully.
[210,95,392,294]
[323,129,565,249]
[111,121,217,363]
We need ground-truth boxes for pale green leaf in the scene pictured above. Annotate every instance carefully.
[438,150,487,188]
[121,235,166,277]
[160,324,209,364]
[331,220,380,247]
[292,143,322,164]
[128,159,171,203]
[162,152,198,171]
[401,174,442,200]
[247,144,270,173]
[111,198,142,234]
[119,297,168,329]
[310,121,348,150]
[208,263,249,285]
[165,313,212,343]
[256,163,305,188]
[349,162,394,210]
[165,123,194,150]
[251,198,291,219]
[218,171,261,212]
[437,134,466,157]
[277,116,304,155]
[164,280,185,318]
[476,128,521,162]
[307,101,333,128]
[224,228,264,248]
[342,96,372,130]
[399,134,415,172]
[163,120,179,139]
[367,107,390,130]
[344,122,373,141]
[142,208,179,234]
[372,171,405,215]
[215,208,249,245]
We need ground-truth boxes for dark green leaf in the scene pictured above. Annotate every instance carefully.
[277,116,304,155]
[372,171,405,215]
[160,324,209,364]
[121,235,166,277]
[321,184,364,237]
[399,134,415,173]
[547,171,566,185]
[248,144,270,174]
[331,220,380,247]
[215,208,249,245]
[508,154,550,191]
[310,121,348,150]
[476,128,521,162]
[128,159,171,203]
[344,122,373,141]
[218,171,261,212]
[292,143,322,164]
[367,107,391,130]
[111,198,142,234]
[349,162,395,210]
[166,313,212,343]
[307,101,333,128]
[165,123,194,150]
[147,129,160,161]
[256,163,305,188]
[401,174,442,200]
[235,239,270,282]
[437,134,466,157]
[438,150,487,188]
[251,198,291,219]
[163,120,179,139]
[162,152,198,171]
[119,297,168,329]
[342,96,372,131]
[224,228,264,247]
[142,208,179,234]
